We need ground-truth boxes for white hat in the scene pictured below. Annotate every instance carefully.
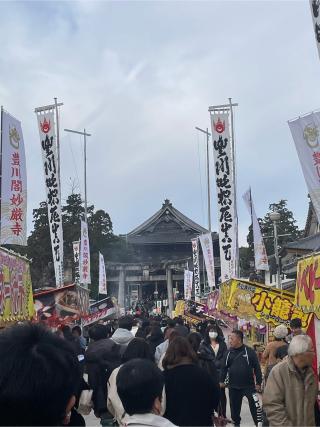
[273,324,288,339]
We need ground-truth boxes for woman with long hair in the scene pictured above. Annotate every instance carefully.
[200,323,228,419]
[163,336,219,426]
[107,338,157,426]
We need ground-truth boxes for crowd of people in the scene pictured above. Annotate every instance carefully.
[0,315,318,426]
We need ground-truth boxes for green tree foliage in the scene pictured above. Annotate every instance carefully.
[27,194,116,295]
[27,202,55,287]
[259,200,303,255]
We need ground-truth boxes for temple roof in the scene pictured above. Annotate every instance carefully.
[125,199,215,245]
[283,232,320,252]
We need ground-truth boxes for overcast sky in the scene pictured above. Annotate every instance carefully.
[0,0,319,246]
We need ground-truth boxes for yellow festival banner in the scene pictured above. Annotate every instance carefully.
[0,248,34,324]
[226,279,311,328]
[296,254,320,318]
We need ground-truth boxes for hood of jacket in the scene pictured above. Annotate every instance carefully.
[112,328,133,345]
[124,413,177,427]
[85,338,116,363]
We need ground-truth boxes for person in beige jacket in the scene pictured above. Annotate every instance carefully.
[263,334,318,426]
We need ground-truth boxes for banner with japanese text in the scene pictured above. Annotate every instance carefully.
[242,188,268,270]
[199,232,215,289]
[36,110,64,287]
[184,269,193,300]
[99,252,107,295]
[73,241,80,284]
[191,238,201,299]
[288,111,320,224]
[0,110,27,245]
[210,112,237,281]
[227,279,311,328]
[80,220,91,285]
[296,254,320,317]
[0,248,34,325]
[310,0,320,60]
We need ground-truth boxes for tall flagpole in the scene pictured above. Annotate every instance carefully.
[54,98,62,188]
[228,97,240,277]
[64,128,91,223]
[249,187,255,270]
[195,126,212,232]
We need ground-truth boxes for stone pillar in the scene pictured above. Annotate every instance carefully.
[118,265,126,310]
[166,267,174,317]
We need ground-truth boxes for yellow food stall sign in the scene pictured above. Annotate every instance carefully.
[226,279,311,328]
[296,254,320,318]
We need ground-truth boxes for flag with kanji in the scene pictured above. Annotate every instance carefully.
[0,110,27,245]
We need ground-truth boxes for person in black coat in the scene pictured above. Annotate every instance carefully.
[220,330,262,427]
[146,325,164,356]
[163,336,219,427]
[187,332,219,388]
[200,324,228,418]
[85,324,121,425]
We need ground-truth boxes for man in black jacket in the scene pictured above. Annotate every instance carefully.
[85,324,121,426]
[220,330,262,427]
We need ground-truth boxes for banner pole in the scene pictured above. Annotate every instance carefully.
[229,97,240,278]
[249,187,255,271]
[54,98,61,189]
[84,129,88,223]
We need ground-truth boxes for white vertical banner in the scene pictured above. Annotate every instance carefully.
[36,110,64,287]
[210,111,237,281]
[242,188,269,271]
[80,220,91,285]
[191,238,201,299]
[184,269,193,300]
[0,110,27,245]
[73,241,80,284]
[199,232,216,289]
[99,251,107,295]
[310,0,320,60]
[288,111,320,224]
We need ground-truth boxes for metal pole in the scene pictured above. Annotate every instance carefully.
[228,97,240,277]
[64,128,91,223]
[206,128,211,232]
[195,126,211,232]
[54,98,61,188]
[273,220,281,289]
[84,129,88,223]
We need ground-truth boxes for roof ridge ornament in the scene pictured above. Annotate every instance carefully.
[163,198,172,208]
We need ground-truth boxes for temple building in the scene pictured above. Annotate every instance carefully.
[106,199,220,313]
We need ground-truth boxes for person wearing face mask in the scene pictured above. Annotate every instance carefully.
[199,324,228,419]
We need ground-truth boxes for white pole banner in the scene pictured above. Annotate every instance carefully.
[36,110,64,287]
[210,112,237,281]
[80,220,91,285]
[99,251,107,295]
[288,111,320,224]
[310,0,320,60]
[184,269,193,300]
[73,241,80,284]
[191,238,201,299]
[0,110,27,245]
[199,232,216,289]
[242,188,269,271]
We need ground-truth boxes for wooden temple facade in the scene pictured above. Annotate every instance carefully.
[106,199,220,313]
